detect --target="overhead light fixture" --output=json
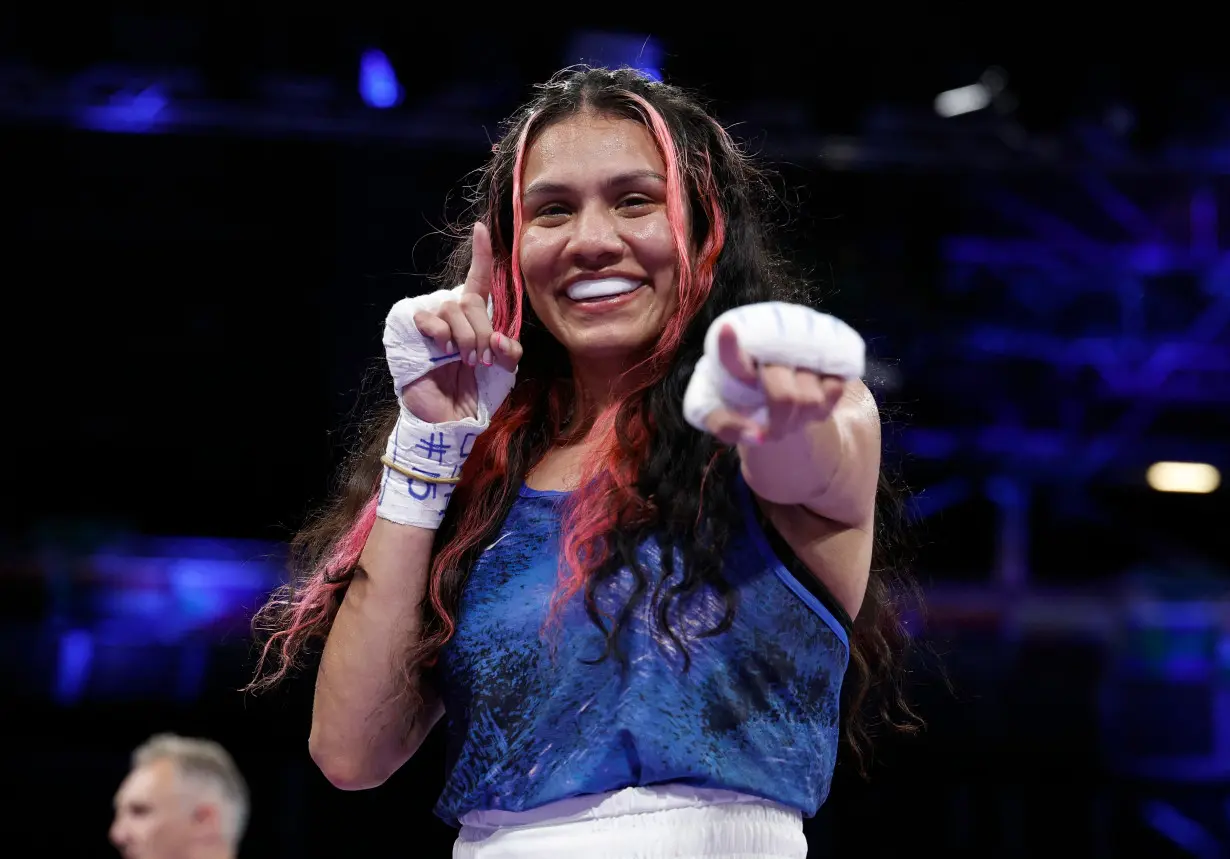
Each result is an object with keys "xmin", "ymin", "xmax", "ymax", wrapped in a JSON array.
[
  {"xmin": 359, "ymin": 48, "xmax": 402, "ymax": 109},
  {"xmin": 934, "ymin": 67, "xmax": 1007, "ymax": 118},
  {"xmin": 1146, "ymin": 461, "xmax": 1221, "ymax": 494}
]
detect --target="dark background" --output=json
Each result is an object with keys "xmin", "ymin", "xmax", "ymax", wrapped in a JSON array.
[{"xmin": 3, "ymin": 12, "xmax": 1228, "ymax": 858}]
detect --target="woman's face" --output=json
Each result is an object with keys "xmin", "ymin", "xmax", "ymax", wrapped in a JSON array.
[{"xmin": 517, "ymin": 111, "xmax": 683, "ymax": 364}]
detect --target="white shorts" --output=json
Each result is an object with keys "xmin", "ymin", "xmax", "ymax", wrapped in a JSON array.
[{"xmin": 452, "ymin": 784, "xmax": 808, "ymax": 859}]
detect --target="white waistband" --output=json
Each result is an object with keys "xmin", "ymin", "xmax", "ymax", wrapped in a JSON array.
[{"xmin": 454, "ymin": 785, "xmax": 806, "ymax": 859}]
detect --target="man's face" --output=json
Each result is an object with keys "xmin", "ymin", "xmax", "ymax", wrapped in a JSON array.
[{"xmin": 109, "ymin": 758, "xmax": 198, "ymax": 859}]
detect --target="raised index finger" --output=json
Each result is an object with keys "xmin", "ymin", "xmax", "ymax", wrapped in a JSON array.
[{"xmin": 462, "ymin": 221, "xmax": 494, "ymax": 301}]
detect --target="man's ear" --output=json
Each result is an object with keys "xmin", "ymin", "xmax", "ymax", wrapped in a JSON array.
[{"xmin": 190, "ymin": 799, "xmax": 221, "ymax": 836}]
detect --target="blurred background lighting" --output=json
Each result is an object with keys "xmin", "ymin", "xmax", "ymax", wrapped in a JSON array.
[{"xmin": 1146, "ymin": 461, "xmax": 1221, "ymax": 494}]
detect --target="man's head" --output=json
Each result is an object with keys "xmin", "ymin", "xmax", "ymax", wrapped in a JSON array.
[{"xmin": 110, "ymin": 734, "xmax": 249, "ymax": 859}]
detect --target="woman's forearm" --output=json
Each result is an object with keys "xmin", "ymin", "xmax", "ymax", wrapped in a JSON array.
[{"xmin": 309, "ymin": 518, "xmax": 441, "ymax": 789}]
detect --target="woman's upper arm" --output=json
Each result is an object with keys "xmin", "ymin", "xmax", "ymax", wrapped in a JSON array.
[{"xmin": 758, "ymin": 496, "xmax": 873, "ymax": 621}]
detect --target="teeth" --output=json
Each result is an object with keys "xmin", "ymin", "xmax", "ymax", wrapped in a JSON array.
[{"xmin": 566, "ymin": 278, "xmax": 641, "ymax": 301}]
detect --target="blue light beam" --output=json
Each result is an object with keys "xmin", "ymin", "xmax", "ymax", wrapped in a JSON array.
[{"xmin": 566, "ymin": 32, "xmax": 663, "ymax": 82}]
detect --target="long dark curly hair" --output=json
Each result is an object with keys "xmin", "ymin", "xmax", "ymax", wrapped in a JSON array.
[{"xmin": 250, "ymin": 67, "xmax": 923, "ymax": 773}]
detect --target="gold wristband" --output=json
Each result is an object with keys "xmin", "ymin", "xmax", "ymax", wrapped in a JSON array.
[{"xmin": 380, "ymin": 455, "xmax": 463, "ymax": 485}]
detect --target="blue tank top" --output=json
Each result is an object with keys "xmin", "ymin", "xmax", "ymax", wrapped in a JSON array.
[{"xmin": 432, "ymin": 473, "xmax": 852, "ymax": 827}]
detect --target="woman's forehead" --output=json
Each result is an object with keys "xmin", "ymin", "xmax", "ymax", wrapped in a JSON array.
[{"xmin": 522, "ymin": 113, "xmax": 664, "ymax": 183}]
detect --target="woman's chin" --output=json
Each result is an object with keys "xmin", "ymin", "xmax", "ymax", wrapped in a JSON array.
[{"xmin": 559, "ymin": 328, "xmax": 657, "ymax": 364}]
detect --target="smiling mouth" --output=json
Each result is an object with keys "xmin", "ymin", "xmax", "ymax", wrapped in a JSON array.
[{"xmin": 564, "ymin": 277, "xmax": 644, "ymax": 302}]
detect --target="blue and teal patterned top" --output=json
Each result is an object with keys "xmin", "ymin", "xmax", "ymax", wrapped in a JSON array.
[{"xmin": 433, "ymin": 473, "xmax": 852, "ymax": 826}]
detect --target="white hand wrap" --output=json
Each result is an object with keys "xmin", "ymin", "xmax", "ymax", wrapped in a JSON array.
[
  {"xmin": 377, "ymin": 285, "xmax": 516, "ymax": 528},
  {"xmin": 682, "ymin": 301, "xmax": 866, "ymax": 432}
]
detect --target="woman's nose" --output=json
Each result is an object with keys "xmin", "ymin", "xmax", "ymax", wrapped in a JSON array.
[{"xmin": 568, "ymin": 205, "xmax": 623, "ymax": 267}]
